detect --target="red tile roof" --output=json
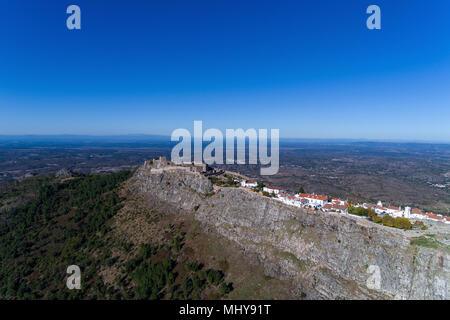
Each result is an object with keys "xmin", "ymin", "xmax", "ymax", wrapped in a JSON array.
[{"xmin": 266, "ymin": 186, "xmax": 283, "ymax": 190}]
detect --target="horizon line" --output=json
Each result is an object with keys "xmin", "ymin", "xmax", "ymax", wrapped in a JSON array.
[{"xmin": 0, "ymin": 134, "xmax": 449, "ymax": 145}]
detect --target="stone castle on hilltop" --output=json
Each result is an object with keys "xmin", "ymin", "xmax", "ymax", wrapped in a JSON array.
[{"xmin": 144, "ymin": 156, "xmax": 224, "ymax": 177}]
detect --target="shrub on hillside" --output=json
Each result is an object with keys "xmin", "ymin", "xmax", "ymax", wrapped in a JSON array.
[
  {"xmin": 381, "ymin": 215, "xmax": 395, "ymax": 227},
  {"xmin": 393, "ymin": 217, "xmax": 412, "ymax": 230},
  {"xmin": 348, "ymin": 206, "xmax": 372, "ymax": 217},
  {"xmin": 372, "ymin": 215, "xmax": 382, "ymax": 223}
]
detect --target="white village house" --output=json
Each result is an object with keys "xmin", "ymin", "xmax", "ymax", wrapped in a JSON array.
[
  {"xmin": 332, "ymin": 199, "xmax": 347, "ymax": 206},
  {"xmin": 296, "ymin": 193, "xmax": 328, "ymax": 207},
  {"xmin": 323, "ymin": 203, "xmax": 348, "ymax": 213},
  {"xmin": 263, "ymin": 186, "xmax": 283, "ymax": 195},
  {"xmin": 386, "ymin": 205, "xmax": 402, "ymax": 216},
  {"xmin": 410, "ymin": 208, "xmax": 427, "ymax": 220},
  {"xmin": 240, "ymin": 180, "xmax": 258, "ymax": 189}
]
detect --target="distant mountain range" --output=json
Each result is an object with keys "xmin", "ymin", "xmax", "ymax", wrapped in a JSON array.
[{"xmin": 0, "ymin": 135, "xmax": 449, "ymax": 146}]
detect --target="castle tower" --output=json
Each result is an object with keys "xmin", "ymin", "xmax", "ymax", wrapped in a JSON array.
[
  {"xmin": 153, "ymin": 156, "xmax": 168, "ymax": 169},
  {"xmin": 404, "ymin": 206, "xmax": 411, "ymax": 218}
]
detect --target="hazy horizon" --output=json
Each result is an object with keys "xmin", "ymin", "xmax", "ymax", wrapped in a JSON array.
[{"xmin": 0, "ymin": 133, "xmax": 449, "ymax": 145}]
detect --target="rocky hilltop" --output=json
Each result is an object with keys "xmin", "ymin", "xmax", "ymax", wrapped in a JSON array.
[{"xmin": 129, "ymin": 160, "xmax": 450, "ymax": 300}]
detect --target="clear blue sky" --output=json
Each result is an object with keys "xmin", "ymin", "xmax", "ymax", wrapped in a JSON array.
[{"xmin": 1, "ymin": 0, "xmax": 450, "ymax": 141}]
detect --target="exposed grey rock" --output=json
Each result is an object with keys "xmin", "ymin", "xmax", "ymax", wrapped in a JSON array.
[
  {"xmin": 55, "ymin": 168, "xmax": 73, "ymax": 178},
  {"xmin": 129, "ymin": 163, "xmax": 450, "ymax": 300}
]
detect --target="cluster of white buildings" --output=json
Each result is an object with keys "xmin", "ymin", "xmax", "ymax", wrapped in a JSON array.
[
  {"xmin": 238, "ymin": 180, "xmax": 450, "ymax": 225},
  {"xmin": 362, "ymin": 201, "xmax": 450, "ymax": 224},
  {"xmin": 240, "ymin": 180, "xmax": 342, "ymax": 211}
]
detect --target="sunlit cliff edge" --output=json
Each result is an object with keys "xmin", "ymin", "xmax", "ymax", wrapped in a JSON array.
[{"xmin": 127, "ymin": 160, "xmax": 450, "ymax": 300}]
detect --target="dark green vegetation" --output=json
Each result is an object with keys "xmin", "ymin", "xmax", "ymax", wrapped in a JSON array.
[
  {"xmin": 262, "ymin": 191, "xmax": 275, "ymax": 198},
  {"xmin": 0, "ymin": 172, "xmax": 231, "ymax": 300},
  {"xmin": 208, "ymin": 174, "xmax": 238, "ymax": 188},
  {"xmin": 348, "ymin": 206, "xmax": 374, "ymax": 217},
  {"xmin": 0, "ymin": 172, "xmax": 131, "ymax": 299},
  {"xmin": 121, "ymin": 243, "xmax": 232, "ymax": 300}
]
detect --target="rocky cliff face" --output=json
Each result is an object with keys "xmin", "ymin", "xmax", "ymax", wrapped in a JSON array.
[{"xmin": 129, "ymin": 164, "xmax": 450, "ymax": 300}]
